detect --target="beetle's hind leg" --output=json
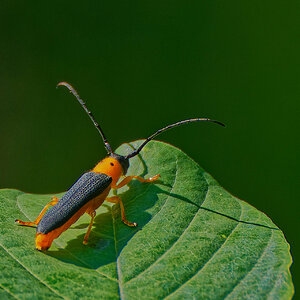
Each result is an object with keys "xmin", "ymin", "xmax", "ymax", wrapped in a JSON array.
[
  {"xmin": 15, "ymin": 197, "xmax": 59, "ymax": 227},
  {"xmin": 83, "ymin": 211, "xmax": 96, "ymax": 245},
  {"xmin": 106, "ymin": 196, "xmax": 137, "ymax": 227}
]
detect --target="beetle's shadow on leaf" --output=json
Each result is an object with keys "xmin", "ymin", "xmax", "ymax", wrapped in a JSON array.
[
  {"xmin": 45, "ymin": 180, "xmax": 160, "ymax": 269},
  {"xmin": 45, "ymin": 179, "xmax": 277, "ymax": 270}
]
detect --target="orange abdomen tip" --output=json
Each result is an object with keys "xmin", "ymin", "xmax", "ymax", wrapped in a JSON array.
[{"xmin": 35, "ymin": 233, "xmax": 54, "ymax": 251}]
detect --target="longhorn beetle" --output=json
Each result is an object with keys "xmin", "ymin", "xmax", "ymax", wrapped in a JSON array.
[{"xmin": 16, "ymin": 82, "xmax": 225, "ymax": 251}]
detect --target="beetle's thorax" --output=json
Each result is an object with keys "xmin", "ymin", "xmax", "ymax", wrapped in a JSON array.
[{"xmin": 92, "ymin": 157, "xmax": 123, "ymax": 186}]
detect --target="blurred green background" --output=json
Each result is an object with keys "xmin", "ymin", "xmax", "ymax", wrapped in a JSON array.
[{"xmin": 0, "ymin": 0, "xmax": 298, "ymax": 290}]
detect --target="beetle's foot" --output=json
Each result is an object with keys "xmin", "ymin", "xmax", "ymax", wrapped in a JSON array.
[
  {"xmin": 123, "ymin": 220, "xmax": 138, "ymax": 227},
  {"xmin": 15, "ymin": 219, "xmax": 36, "ymax": 226},
  {"xmin": 147, "ymin": 174, "xmax": 161, "ymax": 182}
]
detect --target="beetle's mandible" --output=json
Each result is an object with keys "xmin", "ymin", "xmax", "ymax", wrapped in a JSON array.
[{"xmin": 16, "ymin": 82, "xmax": 225, "ymax": 251}]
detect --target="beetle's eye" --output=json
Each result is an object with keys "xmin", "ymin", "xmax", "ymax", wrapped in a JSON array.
[{"xmin": 110, "ymin": 162, "xmax": 114, "ymax": 166}]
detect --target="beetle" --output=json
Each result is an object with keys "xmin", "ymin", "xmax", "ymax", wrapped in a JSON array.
[{"xmin": 15, "ymin": 82, "xmax": 224, "ymax": 251}]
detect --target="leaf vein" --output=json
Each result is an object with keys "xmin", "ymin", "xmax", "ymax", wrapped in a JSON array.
[
  {"xmin": 0, "ymin": 241, "xmax": 65, "ymax": 299},
  {"xmin": 224, "ymin": 226, "xmax": 274, "ymax": 299},
  {"xmin": 0, "ymin": 283, "xmax": 19, "ymax": 300},
  {"xmin": 266, "ymin": 269, "xmax": 288, "ymax": 299},
  {"xmin": 165, "ymin": 200, "xmax": 244, "ymax": 299}
]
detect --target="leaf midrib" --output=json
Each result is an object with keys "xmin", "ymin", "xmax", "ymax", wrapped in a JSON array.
[{"xmin": 115, "ymin": 152, "xmax": 179, "ymax": 299}]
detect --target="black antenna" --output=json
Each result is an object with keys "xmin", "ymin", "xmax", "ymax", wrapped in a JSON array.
[
  {"xmin": 57, "ymin": 82, "xmax": 112, "ymax": 154},
  {"xmin": 126, "ymin": 118, "xmax": 225, "ymax": 159}
]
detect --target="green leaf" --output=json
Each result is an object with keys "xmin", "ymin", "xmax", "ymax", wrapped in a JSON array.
[{"xmin": 0, "ymin": 141, "xmax": 294, "ymax": 299}]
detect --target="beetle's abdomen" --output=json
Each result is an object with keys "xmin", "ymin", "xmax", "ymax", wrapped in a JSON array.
[{"xmin": 37, "ymin": 172, "xmax": 112, "ymax": 234}]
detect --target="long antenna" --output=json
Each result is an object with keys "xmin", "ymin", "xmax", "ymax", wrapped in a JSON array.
[
  {"xmin": 126, "ymin": 118, "xmax": 225, "ymax": 159},
  {"xmin": 57, "ymin": 82, "xmax": 112, "ymax": 154}
]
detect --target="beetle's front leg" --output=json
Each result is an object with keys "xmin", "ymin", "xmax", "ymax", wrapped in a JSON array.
[
  {"xmin": 15, "ymin": 197, "xmax": 59, "ymax": 227},
  {"xmin": 106, "ymin": 196, "xmax": 137, "ymax": 227},
  {"xmin": 112, "ymin": 174, "xmax": 160, "ymax": 189},
  {"xmin": 108, "ymin": 174, "xmax": 160, "ymax": 227}
]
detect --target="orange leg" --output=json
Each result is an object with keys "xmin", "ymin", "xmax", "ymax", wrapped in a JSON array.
[
  {"xmin": 112, "ymin": 174, "xmax": 160, "ymax": 189},
  {"xmin": 106, "ymin": 196, "xmax": 137, "ymax": 227},
  {"xmin": 15, "ymin": 197, "xmax": 59, "ymax": 227},
  {"xmin": 83, "ymin": 211, "xmax": 96, "ymax": 245},
  {"xmin": 108, "ymin": 174, "xmax": 160, "ymax": 227}
]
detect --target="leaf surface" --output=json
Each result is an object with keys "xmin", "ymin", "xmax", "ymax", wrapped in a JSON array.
[{"xmin": 0, "ymin": 141, "xmax": 294, "ymax": 299}]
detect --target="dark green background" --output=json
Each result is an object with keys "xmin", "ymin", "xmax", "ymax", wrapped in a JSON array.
[{"xmin": 1, "ymin": 1, "xmax": 298, "ymax": 291}]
